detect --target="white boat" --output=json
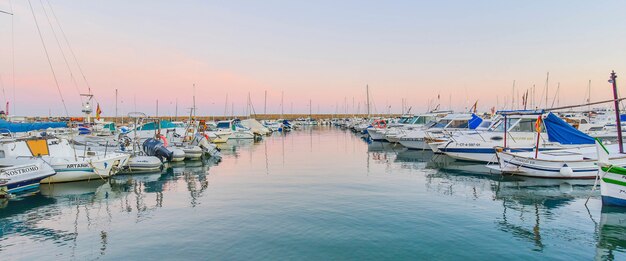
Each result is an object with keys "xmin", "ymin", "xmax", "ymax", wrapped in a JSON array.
[
  {"xmin": 492, "ymin": 144, "xmax": 626, "ymax": 179},
  {"xmin": 398, "ymin": 113, "xmax": 481, "ymax": 150},
  {"xmin": 216, "ymin": 120, "xmax": 255, "ymax": 139},
  {"xmin": 383, "ymin": 113, "xmax": 442, "ymax": 143},
  {"xmin": 596, "ymin": 140, "xmax": 626, "ymax": 206},
  {"xmin": 180, "ymin": 145, "xmax": 203, "ymax": 160},
  {"xmin": 439, "ymin": 112, "xmax": 582, "ymax": 162},
  {"xmin": 366, "ymin": 119, "xmax": 389, "ymax": 141},
  {"xmin": 0, "ymin": 137, "xmax": 130, "ymax": 183},
  {"xmin": 123, "ymin": 155, "xmax": 163, "ymax": 173},
  {"xmin": 0, "ymin": 158, "xmax": 56, "ymax": 193},
  {"xmin": 167, "ymin": 146, "xmax": 186, "ymax": 162},
  {"xmin": 488, "ymin": 113, "xmax": 622, "ymax": 179},
  {"xmin": 241, "ymin": 119, "xmax": 272, "ymax": 135}
]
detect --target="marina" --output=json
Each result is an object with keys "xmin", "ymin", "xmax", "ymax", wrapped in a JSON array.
[
  {"xmin": 2, "ymin": 0, "xmax": 626, "ymax": 259},
  {"xmin": 1, "ymin": 126, "xmax": 623, "ymax": 260}
]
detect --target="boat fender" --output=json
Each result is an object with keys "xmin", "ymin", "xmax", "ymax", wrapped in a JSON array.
[
  {"xmin": 559, "ymin": 164, "xmax": 573, "ymax": 177},
  {"xmin": 159, "ymin": 135, "xmax": 168, "ymax": 147}
]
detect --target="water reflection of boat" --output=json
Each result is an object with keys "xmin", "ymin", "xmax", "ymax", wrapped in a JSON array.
[
  {"xmin": 395, "ymin": 149, "xmax": 434, "ymax": 163},
  {"xmin": 495, "ymin": 177, "xmax": 595, "ymax": 210},
  {"xmin": 596, "ymin": 206, "xmax": 626, "ymax": 260},
  {"xmin": 367, "ymin": 142, "xmax": 401, "ymax": 152},
  {"xmin": 0, "ymin": 194, "xmax": 75, "ymax": 242},
  {"xmin": 39, "ymin": 180, "xmax": 108, "ymax": 198},
  {"xmin": 428, "ymin": 155, "xmax": 496, "ymax": 175}
]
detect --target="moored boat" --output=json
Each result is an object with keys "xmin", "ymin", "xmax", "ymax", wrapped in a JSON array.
[{"xmin": 0, "ymin": 158, "xmax": 56, "ymax": 194}]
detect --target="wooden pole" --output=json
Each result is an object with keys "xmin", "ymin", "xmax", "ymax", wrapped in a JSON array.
[{"xmin": 610, "ymin": 71, "xmax": 623, "ymax": 153}]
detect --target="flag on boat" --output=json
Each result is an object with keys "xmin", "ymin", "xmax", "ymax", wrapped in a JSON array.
[
  {"xmin": 535, "ymin": 115, "xmax": 542, "ymax": 132},
  {"xmin": 96, "ymin": 103, "xmax": 102, "ymax": 120},
  {"xmin": 470, "ymin": 100, "xmax": 478, "ymax": 113}
]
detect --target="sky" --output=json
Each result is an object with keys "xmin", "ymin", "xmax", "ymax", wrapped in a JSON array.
[{"xmin": 1, "ymin": 0, "xmax": 626, "ymax": 116}]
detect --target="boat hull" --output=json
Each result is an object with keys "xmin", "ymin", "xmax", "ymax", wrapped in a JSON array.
[
  {"xmin": 123, "ymin": 156, "xmax": 163, "ymax": 173},
  {"xmin": 41, "ymin": 154, "xmax": 130, "ymax": 183},
  {"xmin": 0, "ymin": 159, "xmax": 56, "ymax": 193},
  {"xmin": 495, "ymin": 151, "xmax": 609, "ymax": 179},
  {"xmin": 398, "ymin": 138, "xmax": 431, "ymax": 150},
  {"xmin": 367, "ymin": 129, "xmax": 388, "ymax": 141},
  {"xmin": 601, "ymin": 171, "xmax": 626, "ymax": 206}
]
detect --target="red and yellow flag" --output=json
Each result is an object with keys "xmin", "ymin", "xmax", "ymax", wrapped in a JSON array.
[
  {"xmin": 96, "ymin": 103, "xmax": 102, "ymax": 120},
  {"xmin": 535, "ymin": 115, "xmax": 542, "ymax": 132}
]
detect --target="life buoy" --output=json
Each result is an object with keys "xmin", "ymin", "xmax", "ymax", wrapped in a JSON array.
[
  {"xmin": 375, "ymin": 120, "xmax": 386, "ymax": 129},
  {"xmin": 159, "ymin": 134, "xmax": 168, "ymax": 147}
]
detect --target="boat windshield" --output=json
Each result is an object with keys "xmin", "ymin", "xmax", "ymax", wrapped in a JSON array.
[
  {"xmin": 447, "ymin": 120, "xmax": 469, "ymax": 129},
  {"xmin": 509, "ymin": 118, "xmax": 546, "ymax": 132},
  {"xmin": 492, "ymin": 118, "xmax": 518, "ymax": 132},
  {"xmin": 476, "ymin": 120, "xmax": 492, "ymax": 129},
  {"xmin": 216, "ymin": 122, "xmax": 230, "ymax": 129},
  {"xmin": 432, "ymin": 120, "xmax": 451, "ymax": 128},
  {"xmin": 413, "ymin": 116, "xmax": 429, "ymax": 125},
  {"xmin": 491, "ymin": 118, "xmax": 546, "ymax": 132}
]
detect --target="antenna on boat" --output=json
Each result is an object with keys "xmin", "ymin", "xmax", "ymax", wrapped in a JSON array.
[
  {"xmin": 609, "ymin": 71, "xmax": 623, "ymax": 153},
  {"xmin": 80, "ymin": 93, "xmax": 93, "ymax": 123}
]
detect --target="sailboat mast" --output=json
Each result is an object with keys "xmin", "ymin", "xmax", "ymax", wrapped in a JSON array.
[
  {"xmin": 224, "ymin": 94, "xmax": 228, "ymax": 117},
  {"xmin": 264, "ymin": 90, "xmax": 267, "ymax": 115},
  {"xmin": 545, "ymin": 72, "xmax": 550, "ymax": 108},
  {"xmin": 512, "ymin": 80, "xmax": 515, "ymax": 110},
  {"xmin": 115, "ymin": 89, "xmax": 118, "ymax": 123},
  {"xmin": 587, "ymin": 80, "xmax": 591, "ymax": 120},
  {"xmin": 192, "ymin": 84, "xmax": 196, "ymax": 119},
  {"xmin": 366, "ymin": 84, "xmax": 370, "ymax": 118},
  {"xmin": 281, "ymin": 91, "xmax": 284, "ymax": 118}
]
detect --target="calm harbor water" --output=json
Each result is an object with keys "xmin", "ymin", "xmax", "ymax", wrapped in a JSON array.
[{"xmin": 1, "ymin": 126, "xmax": 625, "ymax": 260}]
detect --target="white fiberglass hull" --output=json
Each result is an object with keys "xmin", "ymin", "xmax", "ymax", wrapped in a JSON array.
[
  {"xmin": 368, "ymin": 129, "xmax": 388, "ymax": 141},
  {"xmin": 182, "ymin": 146, "xmax": 203, "ymax": 160},
  {"xmin": 41, "ymin": 153, "xmax": 130, "ymax": 183},
  {"xmin": 398, "ymin": 138, "xmax": 431, "ymax": 150},
  {"xmin": 600, "ymin": 170, "xmax": 626, "ymax": 206},
  {"xmin": 0, "ymin": 158, "xmax": 56, "ymax": 193},
  {"xmin": 123, "ymin": 156, "xmax": 163, "ymax": 173},
  {"xmin": 495, "ymin": 150, "xmax": 623, "ymax": 179}
]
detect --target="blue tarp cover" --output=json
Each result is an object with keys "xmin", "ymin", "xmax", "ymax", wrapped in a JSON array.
[
  {"xmin": 137, "ymin": 120, "xmax": 177, "ymax": 131},
  {"xmin": 468, "ymin": 114, "xmax": 483, "ymax": 130},
  {"xmin": 544, "ymin": 112, "xmax": 594, "ymax": 144},
  {"xmin": 0, "ymin": 120, "xmax": 67, "ymax": 133},
  {"xmin": 620, "ymin": 114, "xmax": 626, "ymax": 122}
]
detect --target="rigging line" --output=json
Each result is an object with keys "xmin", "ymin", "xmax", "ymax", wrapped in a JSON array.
[
  {"xmin": 10, "ymin": 0, "xmax": 15, "ymax": 115},
  {"xmin": 0, "ymin": 74, "xmax": 6, "ymax": 106},
  {"xmin": 46, "ymin": 0, "xmax": 94, "ymax": 97},
  {"xmin": 27, "ymin": 0, "xmax": 69, "ymax": 116},
  {"xmin": 39, "ymin": 0, "xmax": 83, "ymax": 102}
]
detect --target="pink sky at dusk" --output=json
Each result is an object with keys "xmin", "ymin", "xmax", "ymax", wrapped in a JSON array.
[{"xmin": 1, "ymin": 0, "xmax": 626, "ymax": 117}]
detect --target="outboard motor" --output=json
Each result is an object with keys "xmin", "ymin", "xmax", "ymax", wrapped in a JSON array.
[{"xmin": 142, "ymin": 138, "xmax": 173, "ymax": 162}]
